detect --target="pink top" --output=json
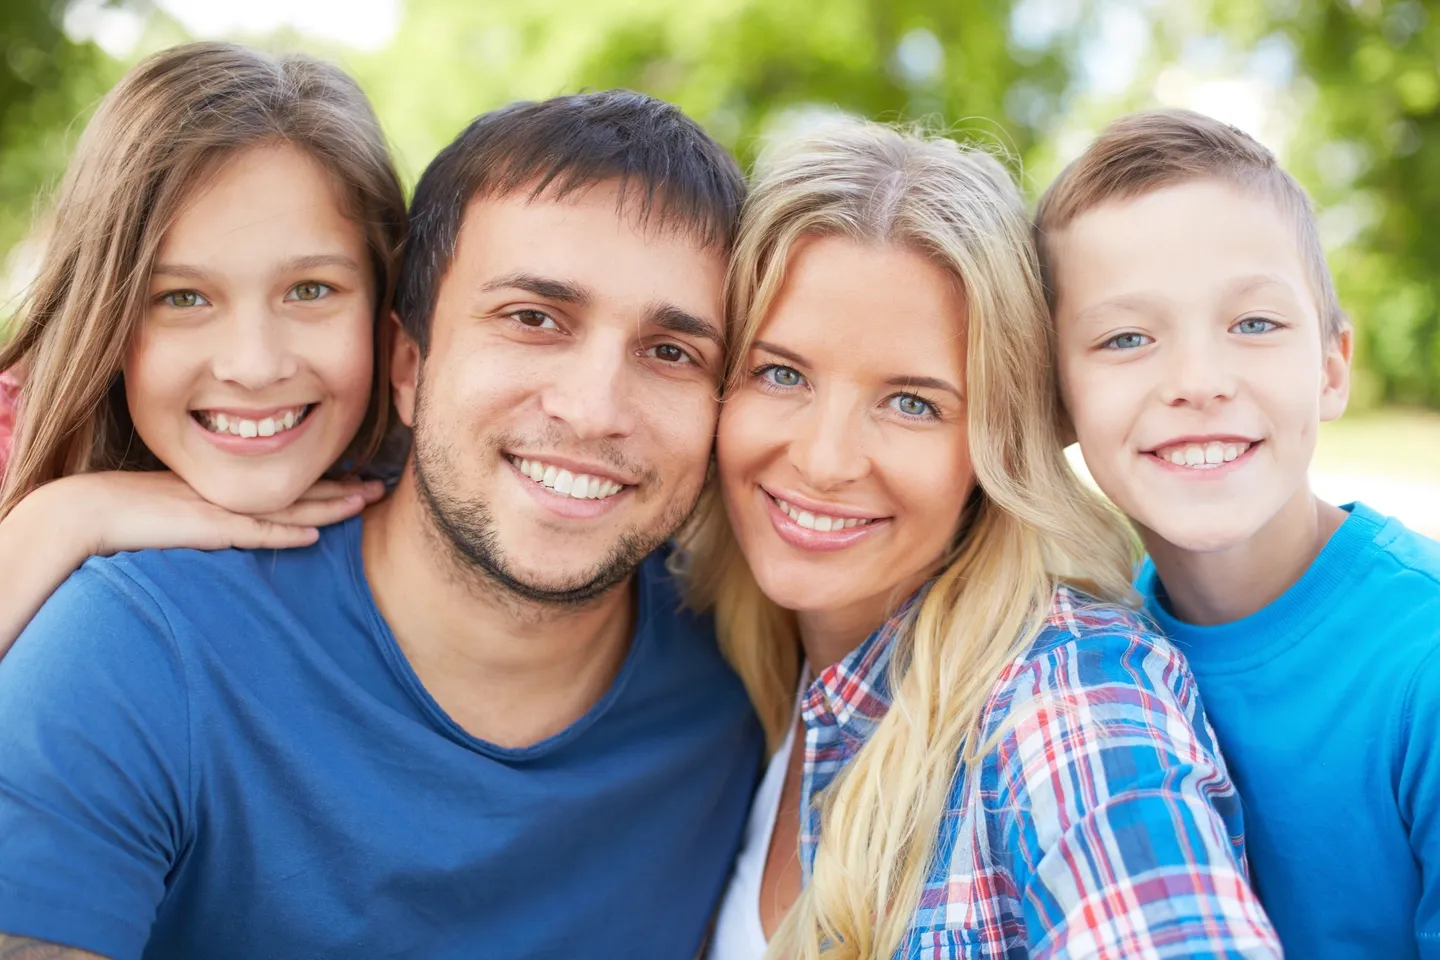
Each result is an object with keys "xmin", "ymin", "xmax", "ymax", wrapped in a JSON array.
[{"xmin": 0, "ymin": 369, "xmax": 22, "ymax": 481}]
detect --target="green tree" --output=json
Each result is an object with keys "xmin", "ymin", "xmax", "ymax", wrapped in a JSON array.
[
  {"xmin": 0, "ymin": 0, "xmax": 114, "ymax": 267},
  {"xmin": 1208, "ymin": 0, "xmax": 1440, "ymax": 408}
]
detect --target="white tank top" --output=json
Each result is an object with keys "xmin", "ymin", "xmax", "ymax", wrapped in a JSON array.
[{"xmin": 706, "ymin": 679, "xmax": 804, "ymax": 960}]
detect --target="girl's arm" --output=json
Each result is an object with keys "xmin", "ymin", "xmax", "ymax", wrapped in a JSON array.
[{"xmin": 0, "ymin": 471, "xmax": 383, "ymax": 659}]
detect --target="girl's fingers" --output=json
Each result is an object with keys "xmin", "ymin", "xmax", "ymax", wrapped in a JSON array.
[
  {"xmin": 292, "ymin": 479, "xmax": 386, "ymax": 503},
  {"xmin": 255, "ymin": 494, "xmax": 368, "ymax": 529},
  {"xmin": 224, "ymin": 518, "xmax": 321, "ymax": 551}
]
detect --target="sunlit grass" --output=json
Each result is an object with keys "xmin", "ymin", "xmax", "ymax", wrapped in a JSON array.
[{"xmin": 1316, "ymin": 408, "xmax": 1440, "ymax": 480}]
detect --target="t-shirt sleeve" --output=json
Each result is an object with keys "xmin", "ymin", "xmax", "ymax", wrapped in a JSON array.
[
  {"xmin": 992, "ymin": 626, "xmax": 1281, "ymax": 959},
  {"xmin": 1399, "ymin": 646, "xmax": 1440, "ymax": 957},
  {"xmin": 0, "ymin": 560, "xmax": 190, "ymax": 960}
]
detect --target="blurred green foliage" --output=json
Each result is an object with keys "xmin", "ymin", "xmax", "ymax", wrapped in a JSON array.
[
  {"xmin": 2, "ymin": 0, "xmax": 1440, "ymax": 408},
  {"xmin": 1207, "ymin": 0, "xmax": 1440, "ymax": 407},
  {"xmin": 0, "ymin": 0, "xmax": 117, "ymax": 268}
]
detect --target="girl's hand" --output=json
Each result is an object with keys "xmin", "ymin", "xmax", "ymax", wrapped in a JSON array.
[{"xmin": 59, "ymin": 471, "xmax": 386, "ymax": 556}]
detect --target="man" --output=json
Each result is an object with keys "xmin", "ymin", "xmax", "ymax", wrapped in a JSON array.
[{"xmin": 0, "ymin": 91, "xmax": 761, "ymax": 960}]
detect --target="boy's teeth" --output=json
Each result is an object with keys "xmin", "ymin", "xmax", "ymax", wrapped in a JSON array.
[
  {"xmin": 1162, "ymin": 441, "xmax": 1251, "ymax": 469},
  {"xmin": 773, "ymin": 496, "xmax": 873, "ymax": 531},
  {"xmin": 509, "ymin": 457, "xmax": 624, "ymax": 499}
]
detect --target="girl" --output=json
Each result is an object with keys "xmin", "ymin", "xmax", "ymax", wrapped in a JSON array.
[
  {"xmin": 690, "ymin": 120, "xmax": 1281, "ymax": 958},
  {"xmin": 0, "ymin": 41, "xmax": 407, "ymax": 651}
]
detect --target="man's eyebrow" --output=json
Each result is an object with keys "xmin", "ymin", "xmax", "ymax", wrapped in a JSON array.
[
  {"xmin": 481, "ymin": 272, "xmax": 593, "ymax": 305},
  {"xmin": 647, "ymin": 303, "xmax": 723, "ymax": 347},
  {"xmin": 884, "ymin": 374, "xmax": 962, "ymax": 399}
]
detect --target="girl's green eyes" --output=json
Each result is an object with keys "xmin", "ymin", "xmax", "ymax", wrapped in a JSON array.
[
  {"xmin": 159, "ymin": 290, "xmax": 208, "ymax": 309},
  {"xmin": 157, "ymin": 282, "xmax": 334, "ymax": 309},
  {"xmin": 287, "ymin": 281, "xmax": 333, "ymax": 302}
]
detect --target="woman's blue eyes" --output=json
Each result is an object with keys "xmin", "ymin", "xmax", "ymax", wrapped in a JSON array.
[
  {"xmin": 890, "ymin": 394, "xmax": 935, "ymax": 418},
  {"xmin": 761, "ymin": 364, "xmax": 806, "ymax": 387},
  {"xmin": 753, "ymin": 364, "xmax": 938, "ymax": 419}
]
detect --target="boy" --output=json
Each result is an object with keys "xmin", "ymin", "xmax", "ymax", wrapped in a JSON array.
[{"xmin": 1036, "ymin": 108, "xmax": 1440, "ymax": 959}]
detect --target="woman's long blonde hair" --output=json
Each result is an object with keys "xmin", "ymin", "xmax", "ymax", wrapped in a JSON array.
[
  {"xmin": 0, "ymin": 41, "xmax": 407, "ymax": 520},
  {"xmin": 684, "ymin": 119, "xmax": 1138, "ymax": 959}
]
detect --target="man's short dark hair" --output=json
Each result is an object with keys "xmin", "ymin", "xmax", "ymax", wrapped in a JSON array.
[{"xmin": 395, "ymin": 90, "xmax": 745, "ymax": 352}]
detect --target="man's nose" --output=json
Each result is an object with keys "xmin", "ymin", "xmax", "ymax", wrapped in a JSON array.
[{"xmin": 538, "ymin": 332, "xmax": 638, "ymax": 440}]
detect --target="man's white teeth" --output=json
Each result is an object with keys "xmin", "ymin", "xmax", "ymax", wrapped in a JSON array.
[
  {"xmin": 196, "ymin": 407, "xmax": 307, "ymax": 438},
  {"xmin": 509, "ymin": 457, "xmax": 624, "ymax": 500},
  {"xmin": 774, "ymin": 498, "xmax": 874, "ymax": 531},
  {"xmin": 1163, "ymin": 441, "xmax": 1250, "ymax": 468}
]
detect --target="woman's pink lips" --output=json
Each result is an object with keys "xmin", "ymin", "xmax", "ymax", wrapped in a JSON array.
[
  {"xmin": 764, "ymin": 490, "xmax": 889, "ymax": 553},
  {"xmin": 190, "ymin": 407, "xmax": 316, "ymax": 456}
]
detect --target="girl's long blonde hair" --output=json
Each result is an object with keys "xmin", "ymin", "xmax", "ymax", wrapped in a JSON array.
[
  {"xmin": 684, "ymin": 119, "xmax": 1138, "ymax": 959},
  {"xmin": 0, "ymin": 41, "xmax": 408, "ymax": 520}
]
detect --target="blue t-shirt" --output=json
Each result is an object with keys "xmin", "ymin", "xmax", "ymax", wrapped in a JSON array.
[
  {"xmin": 0, "ymin": 518, "xmax": 762, "ymax": 960},
  {"xmin": 1138, "ymin": 502, "xmax": 1440, "ymax": 959}
]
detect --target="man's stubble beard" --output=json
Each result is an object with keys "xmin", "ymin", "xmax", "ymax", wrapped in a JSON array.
[{"xmin": 410, "ymin": 381, "xmax": 703, "ymax": 608}]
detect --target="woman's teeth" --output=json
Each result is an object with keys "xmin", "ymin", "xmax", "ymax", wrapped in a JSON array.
[
  {"xmin": 1158, "ymin": 440, "xmax": 1251, "ymax": 468},
  {"xmin": 773, "ymin": 497, "xmax": 876, "ymax": 531},
  {"xmin": 194, "ymin": 406, "xmax": 310, "ymax": 438},
  {"xmin": 509, "ymin": 456, "xmax": 624, "ymax": 500}
]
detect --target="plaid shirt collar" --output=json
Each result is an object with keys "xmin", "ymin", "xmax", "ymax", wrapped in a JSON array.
[{"xmin": 797, "ymin": 589, "xmax": 923, "ymax": 879}]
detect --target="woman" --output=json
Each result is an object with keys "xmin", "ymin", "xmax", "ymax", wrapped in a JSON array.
[{"xmin": 689, "ymin": 120, "xmax": 1280, "ymax": 958}]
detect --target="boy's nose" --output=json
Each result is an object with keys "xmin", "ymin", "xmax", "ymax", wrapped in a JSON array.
[{"xmin": 1159, "ymin": 340, "xmax": 1238, "ymax": 409}]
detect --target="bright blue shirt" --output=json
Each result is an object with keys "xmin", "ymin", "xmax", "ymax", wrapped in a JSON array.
[
  {"xmin": 0, "ymin": 518, "xmax": 762, "ymax": 960},
  {"xmin": 1138, "ymin": 502, "xmax": 1440, "ymax": 960}
]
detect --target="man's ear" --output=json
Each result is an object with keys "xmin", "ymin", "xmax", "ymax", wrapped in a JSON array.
[
  {"xmin": 1319, "ymin": 323, "xmax": 1354, "ymax": 423},
  {"xmin": 390, "ymin": 310, "xmax": 421, "ymax": 428}
]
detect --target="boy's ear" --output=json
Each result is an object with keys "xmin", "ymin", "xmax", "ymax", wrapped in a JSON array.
[
  {"xmin": 1319, "ymin": 324, "xmax": 1354, "ymax": 423},
  {"xmin": 389, "ymin": 310, "xmax": 421, "ymax": 428}
]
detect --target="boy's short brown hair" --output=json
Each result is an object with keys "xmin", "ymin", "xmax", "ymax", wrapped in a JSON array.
[{"xmin": 1035, "ymin": 108, "xmax": 1346, "ymax": 340}]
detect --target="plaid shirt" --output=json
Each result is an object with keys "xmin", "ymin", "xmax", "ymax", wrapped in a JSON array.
[
  {"xmin": 0, "ymin": 368, "xmax": 19, "ymax": 482},
  {"xmin": 798, "ymin": 584, "xmax": 1281, "ymax": 959}
]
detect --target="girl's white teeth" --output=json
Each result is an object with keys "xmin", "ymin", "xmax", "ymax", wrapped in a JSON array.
[
  {"xmin": 197, "ymin": 406, "xmax": 308, "ymax": 438},
  {"xmin": 509, "ymin": 457, "xmax": 623, "ymax": 500},
  {"xmin": 1163, "ymin": 441, "xmax": 1250, "ymax": 468},
  {"xmin": 773, "ymin": 497, "xmax": 874, "ymax": 531}
]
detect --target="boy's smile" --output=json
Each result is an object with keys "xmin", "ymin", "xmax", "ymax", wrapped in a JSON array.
[{"xmin": 1050, "ymin": 179, "xmax": 1352, "ymax": 556}]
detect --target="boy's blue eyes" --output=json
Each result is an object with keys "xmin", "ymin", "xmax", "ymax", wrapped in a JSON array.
[
  {"xmin": 1103, "ymin": 332, "xmax": 1152, "ymax": 350},
  {"xmin": 1101, "ymin": 318, "xmax": 1279, "ymax": 350},
  {"xmin": 1233, "ymin": 317, "xmax": 1278, "ymax": 335}
]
